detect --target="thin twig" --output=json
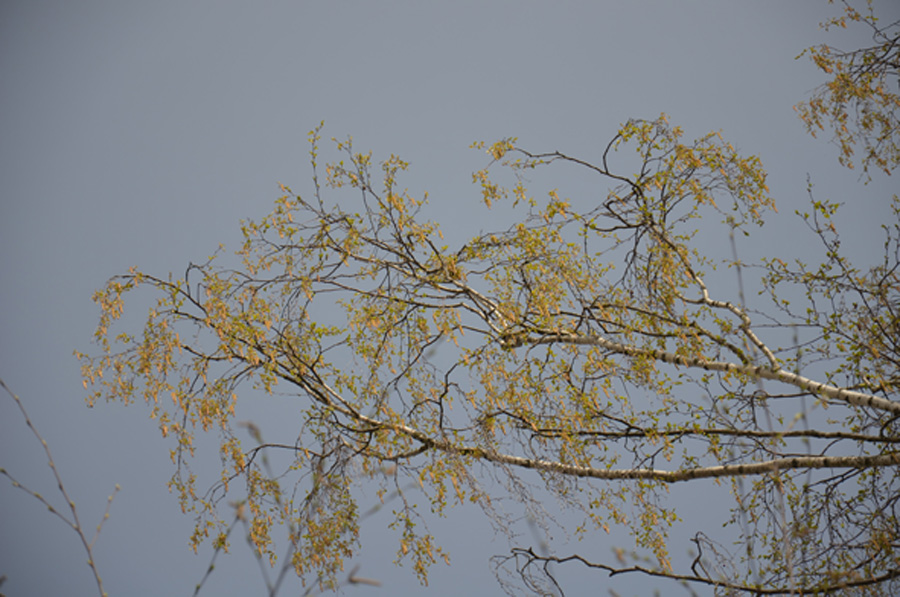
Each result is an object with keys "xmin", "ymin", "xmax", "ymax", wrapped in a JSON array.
[{"xmin": 1, "ymin": 377, "xmax": 119, "ymax": 597}]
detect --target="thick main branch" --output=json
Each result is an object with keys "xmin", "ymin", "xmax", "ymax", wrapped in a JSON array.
[
  {"xmin": 295, "ymin": 371, "xmax": 900, "ymax": 484},
  {"xmin": 524, "ymin": 331, "xmax": 900, "ymax": 415}
]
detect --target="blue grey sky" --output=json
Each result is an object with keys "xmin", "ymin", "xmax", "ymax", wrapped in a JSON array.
[{"xmin": 2, "ymin": 2, "xmax": 897, "ymax": 595}]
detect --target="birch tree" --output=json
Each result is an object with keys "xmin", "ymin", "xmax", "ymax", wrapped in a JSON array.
[{"xmin": 77, "ymin": 7, "xmax": 899, "ymax": 595}]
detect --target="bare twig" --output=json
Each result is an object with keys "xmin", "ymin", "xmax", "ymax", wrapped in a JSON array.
[{"xmin": 0, "ymin": 377, "xmax": 119, "ymax": 597}]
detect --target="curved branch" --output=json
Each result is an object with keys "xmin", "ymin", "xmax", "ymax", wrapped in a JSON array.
[
  {"xmin": 290, "ymin": 368, "xmax": 900, "ymax": 483},
  {"xmin": 508, "ymin": 546, "xmax": 900, "ymax": 595},
  {"xmin": 521, "ymin": 330, "xmax": 900, "ymax": 415}
]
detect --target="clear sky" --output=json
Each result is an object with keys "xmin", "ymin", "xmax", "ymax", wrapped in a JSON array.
[{"xmin": 1, "ymin": 2, "xmax": 897, "ymax": 595}]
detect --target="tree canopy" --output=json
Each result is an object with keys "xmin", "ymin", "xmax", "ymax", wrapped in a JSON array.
[{"xmin": 78, "ymin": 4, "xmax": 900, "ymax": 595}]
